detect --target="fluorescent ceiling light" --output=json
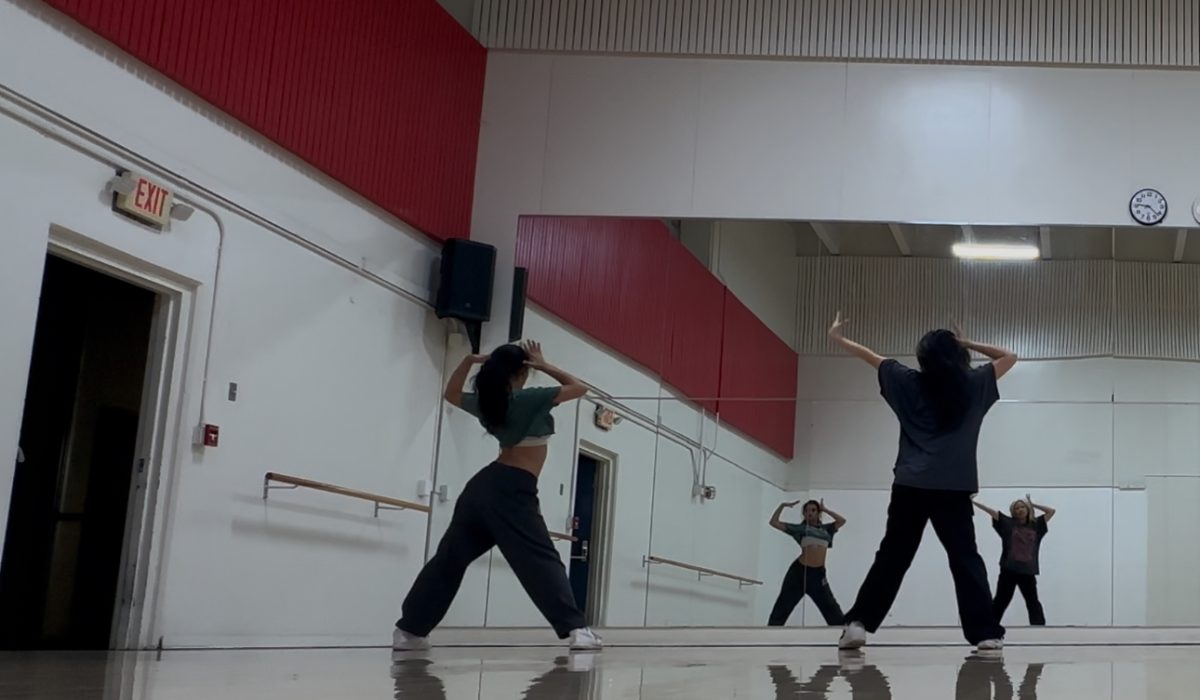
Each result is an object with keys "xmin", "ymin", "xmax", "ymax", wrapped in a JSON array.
[{"xmin": 952, "ymin": 243, "xmax": 1040, "ymax": 260}]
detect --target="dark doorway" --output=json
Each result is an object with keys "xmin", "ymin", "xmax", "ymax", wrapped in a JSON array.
[
  {"xmin": 569, "ymin": 454, "xmax": 602, "ymax": 618},
  {"xmin": 0, "ymin": 254, "xmax": 156, "ymax": 649}
]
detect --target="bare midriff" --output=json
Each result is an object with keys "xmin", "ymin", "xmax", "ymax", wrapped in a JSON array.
[
  {"xmin": 797, "ymin": 544, "xmax": 829, "ymax": 568},
  {"xmin": 496, "ymin": 444, "xmax": 548, "ymax": 477}
]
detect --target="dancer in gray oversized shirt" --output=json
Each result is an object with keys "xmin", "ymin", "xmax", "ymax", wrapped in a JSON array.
[{"xmin": 826, "ymin": 314, "xmax": 1018, "ymax": 652}]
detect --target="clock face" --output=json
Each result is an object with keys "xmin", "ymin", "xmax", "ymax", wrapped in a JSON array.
[{"xmin": 1130, "ymin": 188, "xmax": 1168, "ymax": 226}]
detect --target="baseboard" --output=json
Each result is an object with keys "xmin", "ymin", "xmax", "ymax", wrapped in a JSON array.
[
  {"xmin": 432, "ymin": 626, "xmax": 1200, "ymax": 648},
  {"xmin": 160, "ymin": 626, "xmax": 1200, "ymax": 650}
]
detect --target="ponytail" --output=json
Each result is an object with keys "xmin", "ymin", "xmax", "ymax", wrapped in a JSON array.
[
  {"xmin": 473, "ymin": 344, "xmax": 529, "ymax": 429},
  {"xmin": 916, "ymin": 329, "xmax": 971, "ymax": 430}
]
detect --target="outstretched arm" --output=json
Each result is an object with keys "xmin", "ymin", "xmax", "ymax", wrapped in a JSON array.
[
  {"xmin": 769, "ymin": 501, "xmax": 798, "ymax": 532},
  {"xmin": 1027, "ymin": 493, "xmax": 1056, "ymax": 523},
  {"xmin": 443, "ymin": 353, "xmax": 487, "ymax": 407},
  {"xmin": 820, "ymin": 500, "xmax": 847, "ymax": 530},
  {"xmin": 828, "ymin": 312, "xmax": 886, "ymax": 369},
  {"xmin": 953, "ymin": 322, "xmax": 1018, "ymax": 379},
  {"xmin": 522, "ymin": 340, "xmax": 588, "ymax": 404},
  {"xmin": 972, "ymin": 500, "xmax": 1000, "ymax": 521}
]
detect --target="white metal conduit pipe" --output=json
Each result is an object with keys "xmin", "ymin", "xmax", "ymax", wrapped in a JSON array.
[
  {"xmin": 1, "ymin": 86, "xmax": 797, "ymax": 493},
  {"xmin": 579, "ymin": 388, "xmax": 781, "ymax": 489},
  {"xmin": 0, "ymin": 88, "xmax": 436, "ymax": 413}
]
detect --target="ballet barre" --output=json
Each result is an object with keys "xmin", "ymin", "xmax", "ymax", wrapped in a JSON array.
[
  {"xmin": 642, "ymin": 554, "xmax": 764, "ymax": 588},
  {"xmin": 262, "ymin": 472, "xmax": 432, "ymax": 517}
]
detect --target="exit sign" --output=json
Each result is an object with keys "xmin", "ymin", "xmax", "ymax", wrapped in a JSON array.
[{"xmin": 113, "ymin": 172, "xmax": 173, "ymax": 228}]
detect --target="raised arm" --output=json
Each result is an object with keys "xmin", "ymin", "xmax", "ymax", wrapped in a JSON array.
[
  {"xmin": 769, "ymin": 501, "xmax": 798, "ymax": 532},
  {"xmin": 443, "ymin": 353, "xmax": 487, "ymax": 407},
  {"xmin": 1027, "ymin": 493, "xmax": 1056, "ymax": 523},
  {"xmin": 953, "ymin": 322, "xmax": 1018, "ymax": 379},
  {"xmin": 972, "ymin": 500, "xmax": 1000, "ymax": 521},
  {"xmin": 828, "ymin": 312, "xmax": 886, "ymax": 369},
  {"xmin": 819, "ymin": 499, "xmax": 847, "ymax": 530},
  {"xmin": 522, "ymin": 340, "xmax": 588, "ymax": 404}
]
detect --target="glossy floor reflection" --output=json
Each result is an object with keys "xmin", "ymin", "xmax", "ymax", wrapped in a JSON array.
[{"xmin": 3, "ymin": 645, "xmax": 1200, "ymax": 699}]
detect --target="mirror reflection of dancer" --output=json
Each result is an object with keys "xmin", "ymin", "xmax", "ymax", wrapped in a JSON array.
[
  {"xmin": 973, "ymin": 495, "xmax": 1055, "ymax": 626},
  {"xmin": 768, "ymin": 660, "xmax": 892, "ymax": 699},
  {"xmin": 393, "ymin": 655, "xmax": 597, "ymax": 700},
  {"xmin": 767, "ymin": 499, "xmax": 847, "ymax": 626},
  {"xmin": 956, "ymin": 658, "xmax": 1044, "ymax": 699},
  {"xmin": 828, "ymin": 315, "xmax": 1017, "ymax": 652},
  {"xmin": 393, "ymin": 341, "xmax": 602, "ymax": 652}
]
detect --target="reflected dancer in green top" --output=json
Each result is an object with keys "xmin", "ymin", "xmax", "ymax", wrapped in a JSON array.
[{"xmin": 767, "ymin": 499, "xmax": 847, "ymax": 626}]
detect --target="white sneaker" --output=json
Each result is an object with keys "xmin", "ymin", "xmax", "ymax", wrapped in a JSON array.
[
  {"xmin": 976, "ymin": 638, "xmax": 1004, "ymax": 652},
  {"xmin": 837, "ymin": 622, "xmax": 867, "ymax": 650},
  {"xmin": 392, "ymin": 627, "xmax": 431, "ymax": 651},
  {"xmin": 567, "ymin": 653, "xmax": 597, "ymax": 672},
  {"xmin": 568, "ymin": 627, "xmax": 603, "ymax": 651},
  {"xmin": 837, "ymin": 650, "xmax": 866, "ymax": 673}
]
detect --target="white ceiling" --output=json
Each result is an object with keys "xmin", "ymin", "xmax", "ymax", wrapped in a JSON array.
[{"xmin": 789, "ymin": 222, "xmax": 1197, "ymax": 264}]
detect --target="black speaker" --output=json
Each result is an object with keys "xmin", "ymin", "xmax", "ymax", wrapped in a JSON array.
[
  {"xmin": 435, "ymin": 239, "xmax": 495, "ymax": 323},
  {"xmin": 508, "ymin": 267, "xmax": 528, "ymax": 342}
]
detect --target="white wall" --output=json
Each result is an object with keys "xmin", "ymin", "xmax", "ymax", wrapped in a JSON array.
[
  {"xmin": 472, "ymin": 52, "xmax": 1200, "ymax": 339},
  {"xmin": 0, "ymin": 0, "xmax": 448, "ymax": 648},
  {"xmin": 0, "ymin": 76, "xmax": 453, "ymax": 651}
]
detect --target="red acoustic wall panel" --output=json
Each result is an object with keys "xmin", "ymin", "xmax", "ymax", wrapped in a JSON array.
[
  {"xmin": 516, "ymin": 217, "xmax": 670, "ymax": 373},
  {"xmin": 660, "ymin": 244, "xmax": 724, "ymax": 413},
  {"xmin": 42, "ymin": 0, "xmax": 486, "ymax": 241},
  {"xmin": 719, "ymin": 292, "xmax": 798, "ymax": 459},
  {"xmin": 516, "ymin": 215, "xmax": 797, "ymax": 458}
]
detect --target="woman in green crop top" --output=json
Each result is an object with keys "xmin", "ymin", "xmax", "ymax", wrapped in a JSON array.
[{"xmin": 394, "ymin": 341, "xmax": 602, "ymax": 652}]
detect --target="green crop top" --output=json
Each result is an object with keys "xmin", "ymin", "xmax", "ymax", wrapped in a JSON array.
[{"xmin": 459, "ymin": 386, "xmax": 560, "ymax": 447}]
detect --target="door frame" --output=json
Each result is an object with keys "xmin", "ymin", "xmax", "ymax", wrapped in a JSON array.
[
  {"xmin": 575, "ymin": 442, "xmax": 616, "ymax": 627},
  {"xmin": 46, "ymin": 226, "xmax": 195, "ymax": 649}
]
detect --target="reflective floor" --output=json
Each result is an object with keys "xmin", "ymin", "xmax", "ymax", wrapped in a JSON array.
[{"xmin": 3, "ymin": 645, "xmax": 1200, "ymax": 699}]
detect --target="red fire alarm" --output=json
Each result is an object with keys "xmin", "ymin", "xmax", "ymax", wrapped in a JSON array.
[{"xmin": 202, "ymin": 424, "xmax": 220, "ymax": 447}]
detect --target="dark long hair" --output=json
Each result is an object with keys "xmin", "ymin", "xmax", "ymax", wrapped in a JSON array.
[
  {"xmin": 473, "ymin": 344, "xmax": 528, "ymax": 429},
  {"xmin": 916, "ymin": 329, "xmax": 971, "ymax": 430}
]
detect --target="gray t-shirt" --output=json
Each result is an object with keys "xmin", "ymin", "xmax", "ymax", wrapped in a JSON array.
[
  {"xmin": 994, "ymin": 514, "xmax": 1049, "ymax": 575},
  {"xmin": 878, "ymin": 359, "xmax": 999, "ymax": 492}
]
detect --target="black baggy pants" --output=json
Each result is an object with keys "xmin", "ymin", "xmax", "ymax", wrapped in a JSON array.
[
  {"xmin": 767, "ymin": 561, "xmax": 845, "ymax": 626},
  {"xmin": 993, "ymin": 569, "xmax": 1046, "ymax": 626},
  {"xmin": 396, "ymin": 462, "xmax": 585, "ymax": 638},
  {"xmin": 844, "ymin": 484, "xmax": 1005, "ymax": 645}
]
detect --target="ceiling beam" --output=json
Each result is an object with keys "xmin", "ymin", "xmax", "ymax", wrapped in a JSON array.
[
  {"xmin": 1039, "ymin": 225, "xmax": 1052, "ymax": 259},
  {"xmin": 1175, "ymin": 228, "xmax": 1188, "ymax": 263},
  {"xmin": 809, "ymin": 222, "xmax": 840, "ymax": 255},
  {"xmin": 887, "ymin": 223, "xmax": 911, "ymax": 256}
]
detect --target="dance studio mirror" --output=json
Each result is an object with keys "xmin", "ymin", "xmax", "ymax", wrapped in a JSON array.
[{"xmin": 429, "ymin": 217, "xmax": 1198, "ymax": 630}]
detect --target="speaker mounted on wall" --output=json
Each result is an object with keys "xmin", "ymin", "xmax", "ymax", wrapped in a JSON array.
[
  {"xmin": 435, "ymin": 239, "xmax": 496, "ymax": 353},
  {"xmin": 509, "ymin": 267, "xmax": 528, "ymax": 342}
]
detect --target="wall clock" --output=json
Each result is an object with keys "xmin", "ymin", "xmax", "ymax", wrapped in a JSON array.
[{"xmin": 1130, "ymin": 188, "xmax": 1167, "ymax": 226}]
